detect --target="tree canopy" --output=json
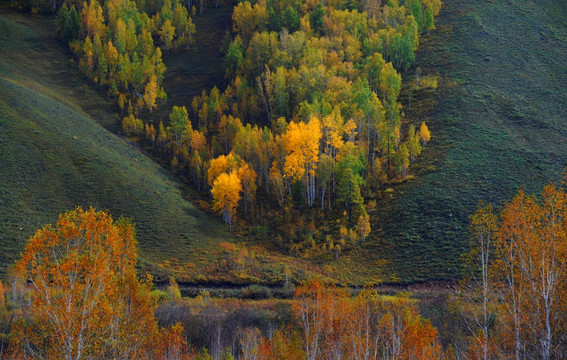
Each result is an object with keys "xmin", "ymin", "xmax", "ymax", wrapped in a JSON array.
[{"xmin": 9, "ymin": 207, "xmax": 189, "ymax": 359}]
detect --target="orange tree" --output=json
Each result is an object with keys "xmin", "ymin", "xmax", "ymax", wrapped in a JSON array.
[
  {"xmin": 461, "ymin": 183, "xmax": 567, "ymax": 359},
  {"xmin": 494, "ymin": 184, "xmax": 567, "ymax": 360},
  {"xmin": 9, "ymin": 207, "xmax": 189, "ymax": 360},
  {"xmin": 292, "ymin": 280, "xmax": 443, "ymax": 360}
]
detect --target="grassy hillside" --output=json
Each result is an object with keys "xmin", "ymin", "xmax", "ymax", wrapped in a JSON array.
[
  {"xmin": 331, "ymin": 0, "xmax": 567, "ymax": 283},
  {"xmin": 0, "ymin": 7, "xmax": 330, "ymax": 285},
  {"xmin": 0, "ymin": 8, "xmax": 239, "ymax": 279},
  {"xmin": 2, "ymin": 0, "xmax": 566, "ymax": 286}
]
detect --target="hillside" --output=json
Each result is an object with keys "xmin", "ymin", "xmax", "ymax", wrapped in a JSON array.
[
  {"xmin": 0, "ymin": 6, "xmax": 332, "ymax": 285},
  {"xmin": 2, "ymin": 0, "xmax": 566, "ymax": 286},
  {"xmin": 137, "ymin": 0, "xmax": 567, "ymax": 284},
  {"xmin": 336, "ymin": 0, "xmax": 567, "ymax": 282},
  {"xmin": 0, "ymin": 7, "xmax": 238, "ymax": 279}
]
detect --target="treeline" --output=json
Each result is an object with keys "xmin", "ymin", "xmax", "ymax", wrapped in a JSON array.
[
  {"xmin": 136, "ymin": 0, "xmax": 438, "ymax": 254},
  {"xmin": 11, "ymin": 0, "xmax": 222, "ymax": 17},
  {"xmin": 0, "ymin": 206, "xmax": 444, "ymax": 359},
  {"xmin": 458, "ymin": 182, "xmax": 567, "ymax": 359},
  {"xmin": 156, "ymin": 280, "xmax": 446, "ymax": 360}
]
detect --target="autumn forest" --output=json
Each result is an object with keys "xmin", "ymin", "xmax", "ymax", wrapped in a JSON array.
[{"xmin": 1, "ymin": 0, "xmax": 567, "ymax": 358}]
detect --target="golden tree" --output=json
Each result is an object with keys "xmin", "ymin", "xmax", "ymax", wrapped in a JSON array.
[
  {"xmin": 211, "ymin": 172, "xmax": 242, "ymax": 229},
  {"xmin": 495, "ymin": 184, "xmax": 567, "ymax": 359},
  {"xmin": 143, "ymin": 74, "xmax": 158, "ymax": 112},
  {"xmin": 419, "ymin": 121, "xmax": 431, "ymax": 145},
  {"xmin": 283, "ymin": 118, "xmax": 321, "ymax": 207}
]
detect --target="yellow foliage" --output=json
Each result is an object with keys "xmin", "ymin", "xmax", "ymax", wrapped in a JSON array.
[
  {"xmin": 143, "ymin": 75, "xmax": 158, "ymax": 112},
  {"xmin": 419, "ymin": 121, "xmax": 431, "ymax": 144},
  {"xmin": 190, "ymin": 130, "xmax": 207, "ymax": 152},
  {"xmin": 122, "ymin": 114, "xmax": 144, "ymax": 136},
  {"xmin": 207, "ymin": 153, "xmax": 239, "ymax": 186},
  {"xmin": 211, "ymin": 172, "xmax": 242, "ymax": 227},
  {"xmin": 237, "ymin": 161, "xmax": 257, "ymax": 204},
  {"xmin": 283, "ymin": 118, "xmax": 321, "ymax": 181}
]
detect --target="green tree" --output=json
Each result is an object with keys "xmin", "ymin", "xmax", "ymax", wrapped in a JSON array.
[
  {"xmin": 268, "ymin": 6, "xmax": 280, "ymax": 32},
  {"xmin": 270, "ymin": 66, "xmax": 289, "ymax": 118},
  {"xmin": 364, "ymin": 52, "xmax": 385, "ymax": 93},
  {"xmin": 309, "ymin": 3, "xmax": 325, "ymax": 34},
  {"xmin": 379, "ymin": 62, "xmax": 402, "ymax": 104},
  {"xmin": 336, "ymin": 167, "xmax": 363, "ymax": 223},
  {"xmin": 282, "ymin": 7, "xmax": 300, "ymax": 33},
  {"xmin": 424, "ymin": 7, "xmax": 435, "ymax": 35},
  {"xmin": 169, "ymin": 105, "xmax": 190, "ymax": 145},
  {"xmin": 57, "ymin": 4, "xmax": 79, "ymax": 43}
]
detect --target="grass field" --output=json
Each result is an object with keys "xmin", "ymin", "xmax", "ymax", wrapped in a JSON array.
[{"xmin": 330, "ymin": 0, "xmax": 567, "ymax": 283}]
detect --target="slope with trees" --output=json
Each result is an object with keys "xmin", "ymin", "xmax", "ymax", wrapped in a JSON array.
[
  {"xmin": 136, "ymin": 0, "xmax": 440, "ymax": 257},
  {"xmin": 0, "ymin": 8, "xmax": 237, "ymax": 281},
  {"xmin": 8, "ymin": 0, "xmax": 442, "ymax": 265}
]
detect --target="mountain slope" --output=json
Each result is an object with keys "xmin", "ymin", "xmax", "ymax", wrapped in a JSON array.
[{"xmin": 0, "ymin": 9, "xmax": 236, "ymax": 279}]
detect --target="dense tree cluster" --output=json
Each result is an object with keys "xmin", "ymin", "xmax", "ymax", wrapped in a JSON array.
[
  {"xmin": 142, "ymin": 0, "xmax": 437, "ymax": 253},
  {"xmin": 55, "ymin": 0, "xmax": 195, "ymax": 116},
  {"xmin": 27, "ymin": 0, "xmax": 439, "ymax": 253}
]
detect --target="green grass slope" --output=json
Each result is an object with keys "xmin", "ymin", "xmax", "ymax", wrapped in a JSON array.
[
  {"xmin": 336, "ymin": 0, "xmax": 567, "ymax": 283},
  {"xmin": 0, "ymin": 9, "xmax": 237, "ymax": 279}
]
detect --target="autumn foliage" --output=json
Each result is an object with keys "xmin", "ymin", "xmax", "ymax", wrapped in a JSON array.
[
  {"xmin": 134, "ymin": 0, "xmax": 438, "ymax": 246},
  {"xmin": 8, "ymin": 207, "xmax": 190, "ymax": 359},
  {"xmin": 254, "ymin": 280, "xmax": 443, "ymax": 360},
  {"xmin": 51, "ymin": 0, "xmax": 197, "ymax": 118},
  {"xmin": 29, "ymin": 0, "xmax": 442, "ymax": 255},
  {"xmin": 211, "ymin": 171, "xmax": 242, "ymax": 229},
  {"xmin": 462, "ymin": 183, "xmax": 567, "ymax": 359}
]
